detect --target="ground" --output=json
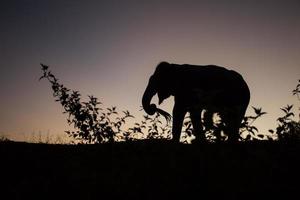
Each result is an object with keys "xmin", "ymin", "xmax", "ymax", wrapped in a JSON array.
[{"xmin": 0, "ymin": 140, "xmax": 299, "ymax": 199}]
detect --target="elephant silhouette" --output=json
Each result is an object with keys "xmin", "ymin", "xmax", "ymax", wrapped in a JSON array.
[{"xmin": 142, "ymin": 62, "xmax": 250, "ymax": 142}]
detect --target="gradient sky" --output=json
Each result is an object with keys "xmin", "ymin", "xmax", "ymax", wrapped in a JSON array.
[{"xmin": 1, "ymin": 0, "xmax": 300, "ymax": 141}]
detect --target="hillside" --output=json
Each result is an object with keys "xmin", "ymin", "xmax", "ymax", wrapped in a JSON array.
[{"xmin": 0, "ymin": 140, "xmax": 299, "ymax": 199}]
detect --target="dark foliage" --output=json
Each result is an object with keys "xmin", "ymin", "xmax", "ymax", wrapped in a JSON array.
[
  {"xmin": 269, "ymin": 105, "xmax": 300, "ymax": 141},
  {"xmin": 39, "ymin": 64, "xmax": 172, "ymax": 143},
  {"xmin": 40, "ymin": 64, "xmax": 125, "ymax": 143},
  {"xmin": 240, "ymin": 107, "xmax": 267, "ymax": 141},
  {"xmin": 267, "ymin": 80, "xmax": 300, "ymax": 141}
]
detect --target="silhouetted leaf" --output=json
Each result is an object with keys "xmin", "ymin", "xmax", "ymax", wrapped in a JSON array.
[
  {"xmin": 245, "ymin": 135, "xmax": 251, "ymax": 141},
  {"xmin": 252, "ymin": 106, "xmax": 262, "ymax": 115},
  {"xmin": 286, "ymin": 104, "xmax": 293, "ymax": 112},
  {"xmin": 40, "ymin": 63, "xmax": 49, "ymax": 71},
  {"xmin": 257, "ymin": 134, "xmax": 264, "ymax": 139},
  {"xmin": 286, "ymin": 113, "xmax": 295, "ymax": 118},
  {"xmin": 39, "ymin": 75, "xmax": 45, "ymax": 81},
  {"xmin": 252, "ymin": 126, "xmax": 258, "ymax": 133}
]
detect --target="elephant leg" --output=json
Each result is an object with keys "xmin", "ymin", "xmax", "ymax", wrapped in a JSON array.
[
  {"xmin": 226, "ymin": 121, "xmax": 240, "ymax": 142},
  {"xmin": 222, "ymin": 107, "xmax": 243, "ymax": 142},
  {"xmin": 190, "ymin": 110, "xmax": 205, "ymax": 142},
  {"xmin": 172, "ymin": 104, "xmax": 186, "ymax": 142},
  {"xmin": 203, "ymin": 109, "xmax": 214, "ymax": 131}
]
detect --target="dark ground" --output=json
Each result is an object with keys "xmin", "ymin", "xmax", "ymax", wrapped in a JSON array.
[{"xmin": 0, "ymin": 140, "xmax": 299, "ymax": 199}]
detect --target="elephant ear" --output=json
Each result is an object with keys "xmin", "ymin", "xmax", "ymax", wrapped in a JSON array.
[
  {"xmin": 158, "ymin": 90, "xmax": 171, "ymax": 105},
  {"xmin": 155, "ymin": 61, "xmax": 173, "ymax": 99},
  {"xmin": 153, "ymin": 61, "xmax": 173, "ymax": 124}
]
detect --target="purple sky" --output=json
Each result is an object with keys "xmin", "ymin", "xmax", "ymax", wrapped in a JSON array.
[{"xmin": 1, "ymin": 0, "xmax": 300, "ymax": 141}]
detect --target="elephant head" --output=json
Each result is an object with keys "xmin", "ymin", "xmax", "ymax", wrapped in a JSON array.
[{"xmin": 142, "ymin": 62, "xmax": 172, "ymax": 123}]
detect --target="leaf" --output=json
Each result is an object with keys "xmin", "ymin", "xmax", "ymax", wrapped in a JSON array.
[
  {"xmin": 39, "ymin": 75, "xmax": 45, "ymax": 81},
  {"xmin": 48, "ymin": 73, "xmax": 55, "ymax": 79},
  {"xmin": 286, "ymin": 104, "xmax": 293, "ymax": 112},
  {"xmin": 280, "ymin": 108, "xmax": 287, "ymax": 114},
  {"xmin": 258, "ymin": 112, "xmax": 267, "ymax": 116},
  {"xmin": 286, "ymin": 113, "xmax": 295, "ymax": 118},
  {"xmin": 245, "ymin": 135, "xmax": 251, "ymax": 141},
  {"xmin": 251, "ymin": 126, "xmax": 258, "ymax": 133},
  {"xmin": 40, "ymin": 63, "xmax": 49, "ymax": 71},
  {"xmin": 252, "ymin": 106, "xmax": 262, "ymax": 115},
  {"xmin": 257, "ymin": 134, "xmax": 264, "ymax": 139}
]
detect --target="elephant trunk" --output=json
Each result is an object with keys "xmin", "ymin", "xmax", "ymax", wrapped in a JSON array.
[
  {"xmin": 142, "ymin": 75, "xmax": 172, "ymax": 124},
  {"xmin": 142, "ymin": 82, "xmax": 157, "ymax": 116}
]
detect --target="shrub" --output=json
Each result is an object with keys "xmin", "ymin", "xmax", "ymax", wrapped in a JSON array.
[
  {"xmin": 40, "ymin": 64, "xmax": 173, "ymax": 143},
  {"xmin": 268, "ymin": 80, "xmax": 300, "ymax": 141}
]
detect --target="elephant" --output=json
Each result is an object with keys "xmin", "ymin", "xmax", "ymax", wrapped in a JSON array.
[{"xmin": 142, "ymin": 61, "xmax": 250, "ymax": 142}]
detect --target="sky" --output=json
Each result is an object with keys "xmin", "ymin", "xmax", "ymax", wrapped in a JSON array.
[{"xmin": 1, "ymin": 0, "xmax": 300, "ymax": 142}]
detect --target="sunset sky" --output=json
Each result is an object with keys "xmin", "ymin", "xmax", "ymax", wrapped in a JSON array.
[{"xmin": 1, "ymin": 0, "xmax": 300, "ymax": 141}]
